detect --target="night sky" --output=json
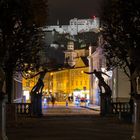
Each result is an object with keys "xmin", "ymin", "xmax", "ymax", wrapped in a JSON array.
[{"xmin": 48, "ymin": 0, "xmax": 104, "ymax": 25}]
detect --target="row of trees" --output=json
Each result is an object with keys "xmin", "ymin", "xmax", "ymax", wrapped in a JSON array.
[
  {"xmin": 101, "ymin": 0, "xmax": 140, "ymax": 95},
  {"xmin": 0, "ymin": 0, "xmax": 48, "ymax": 103},
  {"xmin": 0, "ymin": 0, "xmax": 139, "ymax": 103}
]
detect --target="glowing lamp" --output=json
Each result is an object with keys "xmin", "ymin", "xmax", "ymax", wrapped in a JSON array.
[{"xmin": 92, "ymin": 16, "xmax": 96, "ymax": 19}]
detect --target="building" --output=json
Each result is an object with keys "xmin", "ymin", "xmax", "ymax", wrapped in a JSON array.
[
  {"xmin": 22, "ymin": 75, "xmax": 39, "ymax": 103},
  {"xmin": 44, "ymin": 41, "xmax": 90, "ymax": 102},
  {"xmin": 12, "ymin": 72, "xmax": 23, "ymax": 103},
  {"xmin": 64, "ymin": 41, "xmax": 89, "ymax": 67},
  {"xmin": 88, "ymin": 35, "xmax": 130, "ymax": 105},
  {"xmin": 22, "ymin": 17, "xmax": 99, "ymax": 103},
  {"xmin": 50, "ymin": 56, "xmax": 89, "ymax": 102},
  {"xmin": 43, "ymin": 17, "xmax": 100, "ymax": 35},
  {"xmin": 22, "ymin": 40, "xmax": 90, "ymax": 102}
]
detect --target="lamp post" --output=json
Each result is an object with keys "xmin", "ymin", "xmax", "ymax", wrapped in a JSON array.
[
  {"xmin": 132, "ymin": 95, "xmax": 140, "ymax": 140},
  {"xmin": 1, "ymin": 95, "xmax": 8, "ymax": 140}
]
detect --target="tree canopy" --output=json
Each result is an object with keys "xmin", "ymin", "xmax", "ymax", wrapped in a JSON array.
[
  {"xmin": 0, "ymin": 0, "xmax": 48, "ymax": 102},
  {"xmin": 100, "ymin": 0, "xmax": 140, "ymax": 94},
  {"xmin": 0, "ymin": 0, "xmax": 48, "ymax": 72}
]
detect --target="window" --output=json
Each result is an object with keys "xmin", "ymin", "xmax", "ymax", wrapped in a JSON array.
[
  {"xmin": 71, "ymin": 80, "xmax": 74, "ymax": 86},
  {"xmin": 76, "ymin": 81, "xmax": 78, "ymax": 86},
  {"xmin": 85, "ymin": 80, "xmax": 87, "ymax": 85},
  {"xmin": 26, "ymin": 81, "xmax": 30, "ymax": 87}
]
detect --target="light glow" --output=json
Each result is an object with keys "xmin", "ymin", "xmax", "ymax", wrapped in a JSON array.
[{"xmin": 23, "ymin": 90, "xmax": 30, "ymax": 100}]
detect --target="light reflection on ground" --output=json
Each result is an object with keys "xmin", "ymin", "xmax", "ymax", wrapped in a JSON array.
[{"xmin": 42, "ymin": 102, "xmax": 99, "ymax": 116}]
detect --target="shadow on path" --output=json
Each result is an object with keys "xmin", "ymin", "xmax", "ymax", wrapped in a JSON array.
[{"xmin": 7, "ymin": 106, "xmax": 133, "ymax": 140}]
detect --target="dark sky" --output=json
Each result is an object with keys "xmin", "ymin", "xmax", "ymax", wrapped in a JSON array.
[{"xmin": 48, "ymin": 0, "xmax": 104, "ymax": 25}]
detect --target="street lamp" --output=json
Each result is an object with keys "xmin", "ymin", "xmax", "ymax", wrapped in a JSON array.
[{"xmin": 81, "ymin": 70, "xmax": 84, "ymax": 74}]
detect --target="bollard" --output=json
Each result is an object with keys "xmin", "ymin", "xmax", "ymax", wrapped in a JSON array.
[
  {"xmin": 132, "ymin": 95, "xmax": 140, "ymax": 140},
  {"xmin": 2, "ymin": 96, "xmax": 8, "ymax": 140}
]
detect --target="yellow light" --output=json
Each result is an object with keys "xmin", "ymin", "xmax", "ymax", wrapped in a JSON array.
[
  {"xmin": 81, "ymin": 71, "xmax": 84, "ymax": 74},
  {"xmin": 28, "ymin": 70, "xmax": 32, "ymax": 73},
  {"xmin": 23, "ymin": 90, "xmax": 30, "ymax": 100},
  {"xmin": 50, "ymin": 72, "xmax": 53, "ymax": 76}
]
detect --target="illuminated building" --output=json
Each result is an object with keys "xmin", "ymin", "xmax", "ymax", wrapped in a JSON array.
[
  {"xmin": 64, "ymin": 41, "xmax": 89, "ymax": 67},
  {"xmin": 51, "ymin": 57, "xmax": 89, "ymax": 101},
  {"xmin": 22, "ymin": 58, "xmax": 89, "ymax": 102},
  {"xmin": 22, "ymin": 40, "xmax": 90, "ymax": 102},
  {"xmin": 45, "ymin": 41, "xmax": 90, "ymax": 101},
  {"xmin": 22, "ymin": 75, "xmax": 39, "ymax": 103},
  {"xmin": 88, "ymin": 35, "xmax": 131, "ymax": 105},
  {"xmin": 12, "ymin": 72, "xmax": 23, "ymax": 103},
  {"xmin": 43, "ymin": 17, "xmax": 100, "ymax": 35}
]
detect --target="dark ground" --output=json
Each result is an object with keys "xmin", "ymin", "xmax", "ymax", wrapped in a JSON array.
[{"xmin": 6, "ymin": 106, "xmax": 133, "ymax": 140}]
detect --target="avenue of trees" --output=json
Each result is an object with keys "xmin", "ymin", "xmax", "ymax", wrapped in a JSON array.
[
  {"xmin": 0, "ymin": 0, "xmax": 139, "ymax": 104},
  {"xmin": 101, "ymin": 0, "xmax": 140, "ymax": 95},
  {"xmin": 0, "ymin": 0, "xmax": 48, "ymax": 103}
]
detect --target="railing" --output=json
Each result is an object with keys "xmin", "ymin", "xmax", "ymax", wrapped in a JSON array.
[
  {"xmin": 15, "ymin": 103, "xmax": 32, "ymax": 116},
  {"xmin": 111, "ymin": 102, "xmax": 130, "ymax": 114},
  {"xmin": 111, "ymin": 102, "xmax": 133, "ymax": 122}
]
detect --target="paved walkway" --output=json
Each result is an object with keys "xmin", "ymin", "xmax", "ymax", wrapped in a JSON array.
[
  {"xmin": 42, "ymin": 106, "xmax": 99, "ymax": 116},
  {"xmin": 80, "ymin": 103, "xmax": 100, "ymax": 111},
  {"xmin": 43, "ymin": 101, "xmax": 100, "ymax": 111},
  {"xmin": 6, "ymin": 105, "xmax": 133, "ymax": 140}
]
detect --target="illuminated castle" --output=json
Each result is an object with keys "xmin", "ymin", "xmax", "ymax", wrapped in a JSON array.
[{"xmin": 43, "ymin": 17, "xmax": 100, "ymax": 35}]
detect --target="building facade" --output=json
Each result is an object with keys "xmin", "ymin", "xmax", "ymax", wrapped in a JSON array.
[
  {"xmin": 22, "ymin": 75, "xmax": 39, "ymax": 103},
  {"xmin": 88, "ymin": 36, "xmax": 131, "ymax": 105},
  {"xmin": 43, "ymin": 17, "xmax": 100, "ymax": 35},
  {"xmin": 45, "ymin": 41, "xmax": 90, "ymax": 102},
  {"xmin": 22, "ymin": 41, "xmax": 90, "ymax": 102},
  {"xmin": 64, "ymin": 41, "xmax": 89, "ymax": 66},
  {"xmin": 51, "ymin": 65, "xmax": 89, "ymax": 101},
  {"xmin": 12, "ymin": 72, "xmax": 23, "ymax": 103}
]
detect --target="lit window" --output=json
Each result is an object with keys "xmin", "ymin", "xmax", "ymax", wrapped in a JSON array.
[
  {"xmin": 71, "ymin": 80, "xmax": 74, "ymax": 86},
  {"xmin": 76, "ymin": 81, "xmax": 78, "ymax": 86},
  {"xmin": 26, "ymin": 81, "xmax": 30, "ymax": 87}
]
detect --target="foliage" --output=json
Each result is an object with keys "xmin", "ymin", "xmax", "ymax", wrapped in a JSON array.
[
  {"xmin": 0, "ymin": 0, "xmax": 48, "ymax": 73},
  {"xmin": 0, "ymin": 0, "xmax": 48, "ymax": 101},
  {"xmin": 100, "ymin": 0, "xmax": 140, "ymax": 93},
  {"xmin": 52, "ymin": 30, "xmax": 99, "ymax": 49}
]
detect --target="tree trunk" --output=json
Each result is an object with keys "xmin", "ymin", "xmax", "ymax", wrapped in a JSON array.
[
  {"xmin": 129, "ymin": 66, "xmax": 137, "ymax": 95},
  {"xmin": 5, "ymin": 70, "xmax": 13, "ymax": 103},
  {"xmin": 130, "ymin": 80, "xmax": 134, "ymax": 95},
  {"xmin": 0, "ymin": 100, "xmax": 2, "ymax": 140}
]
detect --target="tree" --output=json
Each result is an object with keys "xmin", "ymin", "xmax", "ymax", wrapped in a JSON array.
[
  {"xmin": 0, "ymin": 0, "xmax": 48, "ymax": 103},
  {"xmin": 100, "ymin": 0, "xmax": 140, "ymax": 95}
]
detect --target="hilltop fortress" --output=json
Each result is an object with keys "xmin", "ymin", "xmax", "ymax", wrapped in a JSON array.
[{"xmin": 43, "ymin": 17, "xmax": 100, "ymax": 35}]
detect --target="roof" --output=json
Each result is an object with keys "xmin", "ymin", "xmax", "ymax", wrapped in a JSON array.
[{"xmin": 81, "ymin": 56, "xmax": 89, "ymax": 67}]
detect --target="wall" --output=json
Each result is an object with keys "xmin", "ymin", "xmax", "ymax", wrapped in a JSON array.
[{"xmin": 117, "ymin": 68, "xmax": 130, "ymax": 102}]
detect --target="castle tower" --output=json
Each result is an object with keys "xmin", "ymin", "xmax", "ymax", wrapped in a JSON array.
[
  {"xmin": 67, "ymin": 41, "xmax": 74, "ymax": 50},
  {"xmin": 64, "ymin": 41, "xmax": 76, "ymax": 67}
]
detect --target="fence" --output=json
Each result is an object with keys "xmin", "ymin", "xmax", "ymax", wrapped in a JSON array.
[
  {"xmin": 111, "ymin": 102, "xmax": 130, "ymax": 114},
  {"xmin": 15, "ymin": 103, "xmax": 32, "ymax": 116},
  {"xmin": 111, "ymin": 102, "xmax": 132, "ymax": 121}
]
